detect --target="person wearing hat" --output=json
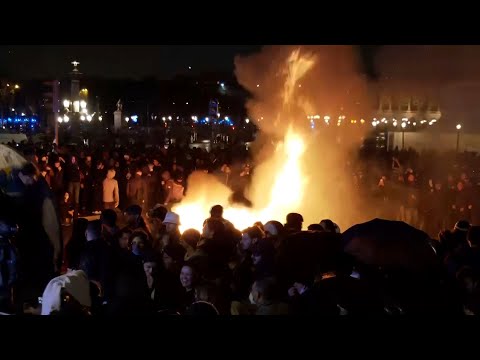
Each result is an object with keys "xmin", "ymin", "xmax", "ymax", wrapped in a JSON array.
[{"xmin": 158, "ymin": 212, "xmax": 182, "ymax": 250}]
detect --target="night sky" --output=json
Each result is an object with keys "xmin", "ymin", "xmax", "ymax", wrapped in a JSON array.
[
  {"xmin": 0, "ymin": 45, "xmax": 376, "ymax": 80},
  {"xmin": 0, "ymin": 45, "xmax": 264, "ymax": 80}
]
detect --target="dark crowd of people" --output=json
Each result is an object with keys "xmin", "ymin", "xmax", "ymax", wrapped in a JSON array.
[{"xmin": 1, "ymin": 141, "xmax": 480, "ymax": 315}]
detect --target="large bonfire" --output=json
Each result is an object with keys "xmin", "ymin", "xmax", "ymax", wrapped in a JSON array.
[{"xmin": 173, "ymin": 49, "xmax": 315, "ymax": 233}]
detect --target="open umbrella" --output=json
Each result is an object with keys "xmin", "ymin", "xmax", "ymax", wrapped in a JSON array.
[
  {"xmin": 0, "ymin": 144, "xmax": 27, "ymax": 173},
  {"xmin": 342, "ymin": 218, "xmax": 438, "ymax": 272},
  {"xmin": 0, "ymin": 144, "xmax": 28, "ymax": 197}
]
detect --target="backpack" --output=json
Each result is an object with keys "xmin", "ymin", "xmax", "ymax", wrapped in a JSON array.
[{"xmin": 0, "ymin": 239, "xmax": 17, "ymax": 294}]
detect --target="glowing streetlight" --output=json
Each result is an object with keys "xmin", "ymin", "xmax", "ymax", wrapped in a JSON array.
[
  {"xmin": 125, "ymin": 117, "xmax": 130, "ymax": 122},
  {"xmin": 63, "ymin": 115, "xmax": 69, "ymax": 123},
  {"xmin": 456, "ymin": 124, "xmax": 462, "ymax": 152},
  {"xmin": 57, "ymin": 116, "xmax": 63, "ymax": 123},
  {"xmin": 168, "ymin": 116, "xmax": 172, "ymax": 121},
  {"xmin": 80, "ymin": 100, "xmax": 87, "ymax": 109},
  {"xmin": 80, "ymin": 115, "xmax": 86, "ymax": 121},
  {"xmin": 98, "ymin": 116, "xmax": 103, "ymax": 121},
  {"xmin": 245, "ymin": 118, "xmax": 250, "ymax": 124},
  {"xmin": 372, "ymin": 121, "xmax": 377, "ymax": 127},
  {"xmin": 256, "ymin": 84, "xmax": 260, "ymax": 88},
  {"xmin": 86, "ymin": 115, "xmax": 92, "ymax": 122},
  {"xmin": 206, "ymin": 117, "xmax": 210, "ymax": 123},
  {"xmin": 14, "ymin": 84, "xmax": 19, "ymax": 89},
  {"xmin": 162, "ymin": 117, "xmax": 166, "ymax": 121},
  {"xmin": 401, "ymin": 122, "xmax": 407, "ymax": 129}
]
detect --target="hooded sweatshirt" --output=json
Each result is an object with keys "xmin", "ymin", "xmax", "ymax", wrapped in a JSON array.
[{"xmin": 103, "ymin": 170, "xmax": 119, "ymax": 204}]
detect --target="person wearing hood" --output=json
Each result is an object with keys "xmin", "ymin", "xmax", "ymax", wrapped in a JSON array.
[
  {"xmin": 127, "ymin": 169, "xmax": 147, "ymax": 209},
  {"xmin": 40, "ymin": 269, "xmax": 92, "ymax": 316},
  {"xmin": 14, "ymin": 163, "xmax": 62, "ymax": 311},
  {"xmin": 103, "ymin": 169, "xmax": 119, "ymax": 210}
]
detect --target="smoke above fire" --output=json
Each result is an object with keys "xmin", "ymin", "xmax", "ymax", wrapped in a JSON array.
[{"xmin": 175, "ymin": 46, "xmax": 375, "ymax": 232}]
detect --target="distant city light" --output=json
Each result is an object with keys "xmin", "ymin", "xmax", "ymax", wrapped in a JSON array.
[
  {"xmin": 360, "ymin": 119, "xmax": 365, "ymax": 124},
  {"xmin": 86, "ymin": 115, "xmax": 92, "ymax": 122},
  {"xmin": 256, "ymin": 84, "xmax": 260, "ymax": 88},
  {"xmin": 63, "ymin": 100, "xmax": 70, "ymax": 108},
  {"xmin": 245, "ymin": 118, "xmax": 250, "ymax": 124},
  {"xmin": 14, "ymin": 84, "xmax": 19, "ymax": 89},
  {"xmin": 57, "ymin": 116, "xmax": 63, "ymax": 123},
  {"xmin": 98, "ymin": 116, "xmax": 103, "ymax": 121},
  {"xmin": 162, "ymin": 117, "xmax": 166, "ymax": 121},
  {"xmin": 80, "ymin": 100, "xmax": 87, "ymax": 109},
  {"xmin": 401, "ymin": 122, "xmax": 407, "ymax": 129},
  {"xmin": 186, "ymin": 102, "xmax": 189, "ymax": 105},
  {"xmin": 63, "ymin": 115, "xmax": 69, "ymax": 123},
  {"xmin": 206, "ymin": 117, "xmax": 210, "ymax": 122},
  {"xmin": 220, "ymin": 83, "xmax": 225, "ymax": 87},
  {"xmin": 80, "ymin": 115, "xmax": 86, "ymax": 121},
  {"xmin": 125, "ymin": 117, "xmax": 130, "ymax": 122},
  {"xmin": 457, "ymin": 124, "xmax": 462, "ymax": 130},
  {"xmin": 188, "ymin": 66, "xmax": 192, "ymax": 70},
  {"xmin": 168, "ymin": 116, "xmax": 172, "ymax": 121}
]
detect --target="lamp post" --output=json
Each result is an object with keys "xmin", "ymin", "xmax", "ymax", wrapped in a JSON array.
[
  {"xmin": 401, "ymin": 122, "xmax": 407, "ymax": 149},
  {"xmin": 456, "ymin": 124, "xmax": 462, "ymax": 152}
]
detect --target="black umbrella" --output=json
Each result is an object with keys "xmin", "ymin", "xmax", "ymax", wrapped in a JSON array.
[{"xmin": 342, "ymin": 218, "xmax": 438, "ymax": 272}]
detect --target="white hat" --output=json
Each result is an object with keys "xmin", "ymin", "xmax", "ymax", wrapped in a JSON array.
[
  {"xmin": 163, "ymin": 212, "xmax": 180, "ymax": 226},
  {"xmin": 41, "ymin": 270, "xmax": 91, "ymax": 315}
]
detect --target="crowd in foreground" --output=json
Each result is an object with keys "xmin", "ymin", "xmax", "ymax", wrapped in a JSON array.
[
  {"xmin": 2, "ymin": 141, "xmax": 480, "ymax": 314},
  {"xmin": 2, "ymin": 190, "xmax": 480, "ymax": 315}
]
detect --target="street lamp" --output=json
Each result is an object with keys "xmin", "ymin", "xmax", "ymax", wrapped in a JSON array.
[
  {"xmin": 401, "ymin": 122, "xmax": 407, "ymax": 150},
  {"xmin": 125, "ymin": 117, "xmax": 130, "ymax": 123},
  {"xmin": 456, "ymin": 124, "xmax": 462, "ymax": 152},
  {"xmin": 63, "ymin": 115, "xmax": 69, "ymax": 123},
  {"xmin": 57, "ymin": 116, "xmax": 63, "ymax": 123},
  {"xmin": 80, "ymin": 115, "xmax": 86, "ymax": 121},
  {"xmin": 86, "ymin": 115, "xmax": 92, "ymax": 122},
  {"xmin": 80, "ymin": 100, "xmax": 87, "ymax": 109},
  {"xmin": 245, "ymin": 118, "xmax": 250, "ymax": 124}
]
